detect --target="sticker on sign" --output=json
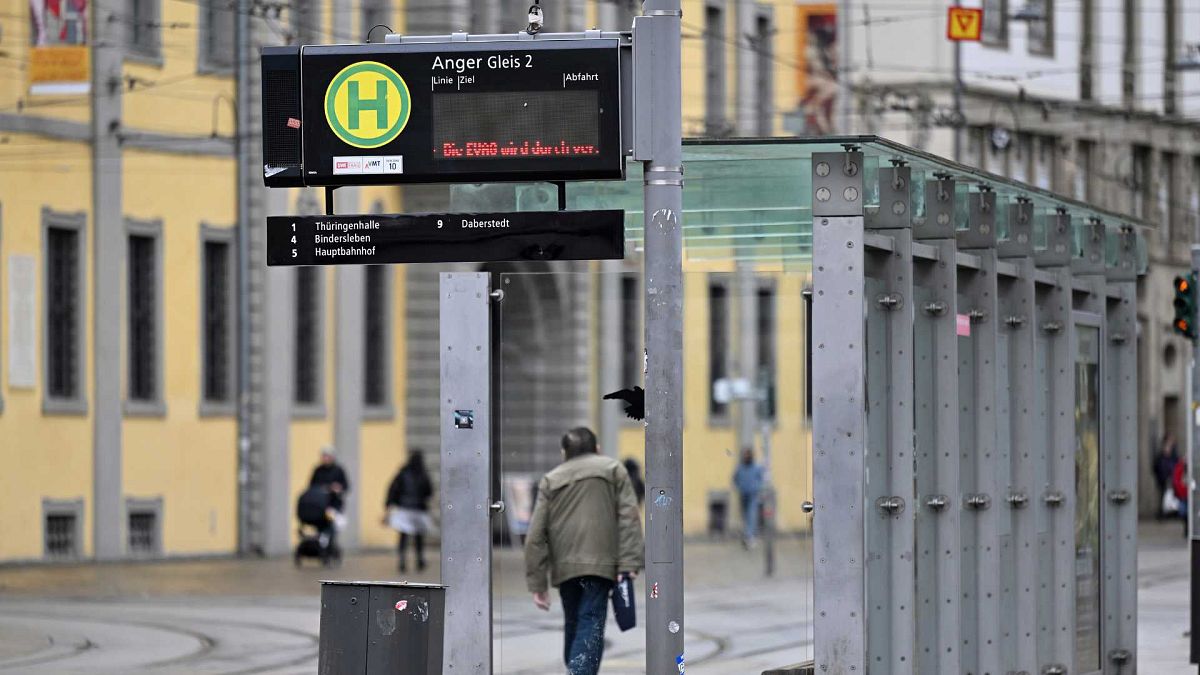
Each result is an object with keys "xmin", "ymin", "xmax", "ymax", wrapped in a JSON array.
[
  {"xmin": 332, "ymin": 155, "xmax": 404, "ymax": 174},
  {"xmin": 333, "ymin": 156, "xmax": 363, "ymax": 174}
]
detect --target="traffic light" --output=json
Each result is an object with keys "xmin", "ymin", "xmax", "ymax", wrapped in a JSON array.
[{"xmin": 1173, "ymin": 273, "xmax": 1198, "ymax": 340}]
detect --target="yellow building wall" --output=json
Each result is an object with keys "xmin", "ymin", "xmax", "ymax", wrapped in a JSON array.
[
  {"xmin": 681, "ymin": 0, "xmax": 708, "ymax": 136},
  {"xmin": 288, "ymin": 260, "xmax": 336, "ymax": 546},
  {"xmin": 120, "ymin": 149, "xmax": 239, "ymax": 555},
  {"xmin": 0, "ymin": 135, "xmax": 95, "ymax": 560},
  {"xmin": 614, "ymin": 265, "xmax": 813, "ymax": 537},
  {"xmin": 358, "ymin": 185, "xmax": 408, "ymax": 549}
]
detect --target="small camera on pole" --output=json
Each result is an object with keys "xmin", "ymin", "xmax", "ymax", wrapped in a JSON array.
[{"xmin": 526, "ymin": 1, "xmax": 544, "ymax": 34}]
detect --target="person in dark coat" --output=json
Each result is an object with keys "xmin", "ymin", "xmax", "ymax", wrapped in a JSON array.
[
  {"xmin": 310, "ymin": 447, "xmax": 350, "ymax": 511},
  {"xmin": 1175, "ymin": 457, "xmax": 1191, "ymax": 536},
  {"xmin": 622, "ymin": 458, "xmax": 646, "ymax": 506},
  {"xmin": 384, "ymin": 450, "xmax": 434, "ymax": 572},
  {"xmin": 1154, "ymin": 433, "xmax": 1180, "ymax": 518}
]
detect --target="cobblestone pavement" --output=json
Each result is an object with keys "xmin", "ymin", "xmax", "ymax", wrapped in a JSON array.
[{"xmin": 0, "ymin": 527, "xmax": 1190, "ymax": 673}]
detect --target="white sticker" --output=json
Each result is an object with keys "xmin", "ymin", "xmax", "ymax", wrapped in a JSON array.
[
  {"xmin": 332, "ymin": 156, "xmax": 363, "ymax": 174},
  {"xmin": 362, "ymin": 157, "xmax": 385, "ymax": 174},
  {"xmin": 383, "ymin": 156, "xmax": 404, "ymax": 174}
]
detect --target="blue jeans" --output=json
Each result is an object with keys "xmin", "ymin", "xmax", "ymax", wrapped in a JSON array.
[
  {"xmin": 558, "ymin": 575, "xmax": 613, "ymax": 675},
  {"xmin": 741, "ymin": 493, "xmax": 760, "ymax": 539}
]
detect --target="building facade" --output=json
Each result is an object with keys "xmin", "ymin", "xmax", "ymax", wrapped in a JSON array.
[
  {"xmin": 835, "ymin": 0, "xmax": 1200, "ymax": 517},
  {"xmin": 0, "ymin": 0, "xmax": 811, "ymax": 563},
  {"xmin": 957, "ymin": 0, "xmax": 1200, "ymax": 517}
]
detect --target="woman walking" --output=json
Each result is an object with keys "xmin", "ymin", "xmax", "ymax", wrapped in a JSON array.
[{"xmin": 384, "ymin": 450, "xmax": 434, "ymax": 572}]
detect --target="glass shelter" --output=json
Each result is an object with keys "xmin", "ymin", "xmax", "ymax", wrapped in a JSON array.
[{"xmin": 428, "ymin": 136, "xmax": 1145, "ymax": 674}]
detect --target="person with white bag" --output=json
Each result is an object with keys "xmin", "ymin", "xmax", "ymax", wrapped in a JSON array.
[{"xmin": 384, "ymin": 449, "xmax": 434, "ymax": 572}]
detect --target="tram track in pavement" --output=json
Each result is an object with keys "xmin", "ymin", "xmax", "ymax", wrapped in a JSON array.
[{"xmin": 0, "ymin": 600, "xmax": 319, "ymax": 674}]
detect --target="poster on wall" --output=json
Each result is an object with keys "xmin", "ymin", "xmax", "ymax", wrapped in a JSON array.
[
  {"xmin": 28, "ymin": 0, "xmax": 90, "ymax": 95},
  {"xmin": 796, "ymin": 5, "xmax": 837, "ymax": 135}
]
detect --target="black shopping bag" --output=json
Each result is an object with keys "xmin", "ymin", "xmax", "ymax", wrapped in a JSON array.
[{"xmin": 611, "ymin": 575, "xmax": 636, "ymax": 632}]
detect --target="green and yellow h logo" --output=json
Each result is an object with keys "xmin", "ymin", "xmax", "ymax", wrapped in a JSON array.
[
  {"xmin": 346, "ymin": 79, "xmax": 388, "ymax": 130},
  {"xmin": 325, "ymin": 61, "xmax": 410, "ymax": 148}
]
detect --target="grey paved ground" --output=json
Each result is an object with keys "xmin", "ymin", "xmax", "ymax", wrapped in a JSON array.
[
  {"xmin": 0, "ymin": 526, "xmax": 1190, "ymax": 673},
  {"xmin": 0, "ymin": 538, "xmax": 813, "ymax": 674}
]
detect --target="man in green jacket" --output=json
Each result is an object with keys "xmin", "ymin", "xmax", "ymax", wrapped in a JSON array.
[{"xmin": 524, "ymin": 427, "xmax": 645, "ymax": 675}]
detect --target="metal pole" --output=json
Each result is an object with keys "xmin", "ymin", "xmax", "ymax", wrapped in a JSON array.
[
  {"xmin": 440, "ymin": 272, "xmax": 494, "ymax": 675},
  {"xmin": 952, "ymin": 5, "xmax": 963, "ymax": 161},
  {"xmin": 1190, "ymin": 245, "xmax": 1200, "ymax": 665},
  {"xmin": 91, "ymin": 0, "xmax": 124, "ymax": 561},
  {"xmin": 736, "ymin": 263, "xmax": 758, "ymax": 452},
  {"xmin": 234, "ymin": 0, "xmax": 252, "ymax": 556},
  {"xmin": 637, "ymin": 0, "xmax": 684, "ymax": 671},
  {"xmin": 837, "ymin": 0, "xmax": 851, "ymax": 132}
]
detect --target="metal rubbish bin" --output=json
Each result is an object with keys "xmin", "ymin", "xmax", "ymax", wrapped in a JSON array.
[{"xmin": 318, "ymin": 580, "xmax": 445, "ymax": 674}]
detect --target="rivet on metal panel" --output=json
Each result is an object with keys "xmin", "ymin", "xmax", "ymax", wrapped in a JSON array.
[
  {"xmin": 801, "ymin": 501, "xmax": 815, "ymax": 514},
  {"xmin": 964, "ymin": 493, "xmax": 991, "ymax": 510},
  {"xmin": 876, "ymin": 293, "xmax": 903, "ymax": 310},
  {"xmin": 922, "ymin": 301, "xmax": 948, "ymax": 316},
  {"xmin": 1041, "ymin": 320, "xmax": 1063, "ymax": 334},
  {"xmin": 1043, "ymin": 490, "xmax": 1065, "ymax": 507},
  {"xmin": 843, "ymin": 187, "xmax": 860, "ymax": 202},
  {"xmin": 816, "ymin": 187, "xmax": 832, "ymax": 202},
  {"xmin": 1006, "ymin": 492, "xmax": 1029, "ymax": 509},
  {"xmin": 490, "ymin": 289, "xmax": 505, "ymax": 301},
  {"xmin": 925, "ymin": 494, "xmax": 949, "ymax": 511},
  {"xmin": 968, "ymin": 309, "xmax": 987, "ymax": 323},
  {"xmin": 876, "ymin": 496, "xmax": 905, "ymax": 516},
  {"xmin": 1107, "ymin": 489, "xmax": 1131, "ymax": 505},
  {"xmin": 1108, "ymin": 649, "xmax": 1132, "ymax": 664},
  {"xmin": 1004, "ymin": 315, "xmax": 1026, "ymax": 328},
  {"xmin": 1110, "ymin": 332, "xmax": 1128, "ymax": 344},
  {"xmin": 490, "ymin": 501, "xmax": 506, "ymax": 514},
  {"xmin": 1042, "ymin": 664, "xmax": 1066, "ymax": 674}
]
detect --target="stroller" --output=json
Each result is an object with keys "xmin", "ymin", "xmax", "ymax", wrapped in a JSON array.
[{"xmin": 294, "ymin": 485, "xmax": 342, "ymax": 567}]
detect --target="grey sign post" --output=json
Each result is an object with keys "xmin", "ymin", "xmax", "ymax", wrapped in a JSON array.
[
  {"xmin": 632, "ymin": 2, "xmax": 685, "ymax": 672},
  {"xmin": 439, "ymin": 272, "xmax": 494, "ymax": 675}
]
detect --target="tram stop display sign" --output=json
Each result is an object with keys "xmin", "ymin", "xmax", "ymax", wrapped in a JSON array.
[{"xmin": 300, "ymin": 38, "xmax": 624, "ymax": 186}]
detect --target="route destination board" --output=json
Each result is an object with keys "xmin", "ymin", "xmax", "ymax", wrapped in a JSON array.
[
  {"xmin": 267, "ymin": 210, "xmax": 625, "ymax": 266},
  {"xmin": 297, "ymin": 38, "xmax": 624, "ymax": 186}
]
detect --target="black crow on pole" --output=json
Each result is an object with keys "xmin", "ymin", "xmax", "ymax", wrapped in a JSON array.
[{"xmin": 603, "ymin": 386, "xmax": 645, "ymax": 421}]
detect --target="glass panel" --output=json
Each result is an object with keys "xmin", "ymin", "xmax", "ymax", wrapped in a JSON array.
[
  {"xmin": 1074, "ymin": 323, "xmax": 1101, "ymax": 671},
  {"xmin": 456, "ymin": 137, "xmax": 1148, "ymax": 268},
  {"xmin": 492, "ymin": 267, "xmax": 813, "ymax": 672}
]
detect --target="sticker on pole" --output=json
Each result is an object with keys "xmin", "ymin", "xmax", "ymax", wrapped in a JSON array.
[
  {"xmin": 956, "ymin": 313, "xmax": 972, "ymax": 337},
  {"xmin": 676, "ymin": 653, "xmax": 686, "ymax": 673},
  {"xmin": 946, "ymin": 7, "xmax": 984, "ymax": 41}
]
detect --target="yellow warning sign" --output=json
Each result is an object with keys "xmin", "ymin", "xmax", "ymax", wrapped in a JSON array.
[{"xmin": 947, "ymin": 7, "xmax": 983, "ymax": 41}]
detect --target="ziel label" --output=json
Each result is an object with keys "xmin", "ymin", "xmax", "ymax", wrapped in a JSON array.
[{"xmin": 324, "ymin": 61, "xmax": 411, "ymax": 149}]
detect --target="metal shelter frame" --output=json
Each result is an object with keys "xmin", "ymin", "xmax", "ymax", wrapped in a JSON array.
[{"xmin": 436, "ymin": 136, "xmax": 1147, "ymax": 674}]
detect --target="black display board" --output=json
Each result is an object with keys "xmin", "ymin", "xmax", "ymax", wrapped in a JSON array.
[
  {"xmin": 267, "ymin": 210, "xmax": 625, "ymax": 265},
  {"xmin": 300, "ymin": 39, "xmax": 624, "ymax": 186}
]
